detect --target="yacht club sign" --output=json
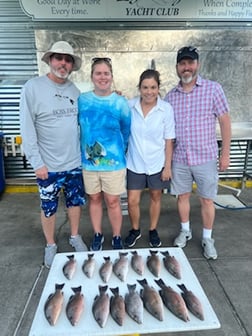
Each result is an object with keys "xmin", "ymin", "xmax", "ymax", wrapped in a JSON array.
[{"xmin": 19, "ymin": 0, "xmax": 252, "ymax": 21}]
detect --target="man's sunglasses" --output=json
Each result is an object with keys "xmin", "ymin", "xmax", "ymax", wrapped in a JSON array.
[{"xmin": 51, "ymin": 53, "xmax": 74, "ymax": 63}]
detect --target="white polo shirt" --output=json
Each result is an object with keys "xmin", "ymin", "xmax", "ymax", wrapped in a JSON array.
[{"xmin": 126, "ymin": 96, "xmax": 175, "ymax": 175}]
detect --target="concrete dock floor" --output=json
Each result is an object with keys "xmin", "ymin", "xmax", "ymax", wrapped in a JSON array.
[{"xmin": 0, "ymin": 186, "xmax": 251, "ymax": 336}]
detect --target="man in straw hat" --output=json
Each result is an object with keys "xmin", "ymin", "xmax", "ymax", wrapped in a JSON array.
[{"xmin": 20, "ymin": 41, "xmax": 88, "ymax": 268}]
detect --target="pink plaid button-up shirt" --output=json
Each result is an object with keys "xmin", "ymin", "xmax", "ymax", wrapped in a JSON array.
[{"xmin": 164, "ymin": 75, "xmax": 229, "ymax": 166}]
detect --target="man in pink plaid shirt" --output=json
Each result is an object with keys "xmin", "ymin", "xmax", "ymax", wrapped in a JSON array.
[{"xmin": 165, "ymin": 46, "xmax": 231, "ymax": 259}]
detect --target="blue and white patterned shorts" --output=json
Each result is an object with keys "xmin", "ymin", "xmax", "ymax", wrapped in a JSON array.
[{"xmin": 37, "ymin": 167, "xmax": 86, "ymax": 217}]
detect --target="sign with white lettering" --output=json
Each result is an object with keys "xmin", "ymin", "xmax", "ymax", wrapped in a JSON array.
[{"xmin": 19, "ymin": 0, "xmax": 252, "ymax": 21}]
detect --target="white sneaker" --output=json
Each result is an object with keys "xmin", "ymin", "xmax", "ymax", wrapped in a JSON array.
[
  {"xmin": 44, "ymin": 244, "xmax": 57, "ymax": 268},
  {"xmin": 174, "ymin": 229, "xmax": 192, "ymax": 248},
  {"xmin": 69, "ymin": 235, "xmax": 88, "ymax": 252},
  {"xmin": 202, "ymin": 238, "xmax": 218, "ymax": 260}
]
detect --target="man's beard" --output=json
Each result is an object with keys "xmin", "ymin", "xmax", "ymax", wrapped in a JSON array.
[
  {"xmin": 51, "ymin": 66, "xmax": 70, "ymax": 79},
  {"xmin": 180, "ymin": 71, "xmax": 197, "ymax": 84}
]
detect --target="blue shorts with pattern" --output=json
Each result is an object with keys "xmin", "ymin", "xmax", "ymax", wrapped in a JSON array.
[{"xmin": 37, "ymin": 167, "xmax": 86, "ymax": 218}]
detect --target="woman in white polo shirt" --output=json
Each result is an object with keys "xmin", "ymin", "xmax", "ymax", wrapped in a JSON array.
[{"xmin": 124, "ymin": 69, "xmax": 175, "ymax": 248}]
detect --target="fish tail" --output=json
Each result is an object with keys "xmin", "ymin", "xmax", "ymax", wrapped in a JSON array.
[
  {"xmin": 127, "ymin": 283, "xmax": 137, "ymax": 292},
  {"xmin": 119, "ymin": 251, "xmax": 128, "ymax": 257},
  {"xmin": 137, "ymin": 278, "xmax": 147, "ymax": 287},
  {"xmin": 154, "ymin": 278, "xmax": 165, "ymax": 288},
  {"xmin": 67, "ymin": 254, "xmax": 75, "ymax": 260},
  {"xmin": 177, "ymin": 283, "xmax": 187, "ymax": 292},
  {"xmin": 55, "ymin": 283, "xmax": 65, "ymax": 290},
  {"xmin": 71, "ymin": 286, "xmax": 82, "ymax": 294},
  {"xmin": 99, "ymin": 285, "xmax": 108, "ymax": 294},
  {"xmin": 110, "ymin": 287, "xmax": 119, "ymax": 296},
  {"xmin": 150, "ymin": 250, "xmax": 158, "ymax": 255}
]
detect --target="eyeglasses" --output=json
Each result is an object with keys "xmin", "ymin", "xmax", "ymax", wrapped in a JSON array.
[
  {"xmin": 51, "ymin": 53, "xmax": 74, "ymax": 63},
  {"xmin": 177, "ymin": 46, "xmax": 198, "ymax": 54},
  {"xmin": 91, "ymin": 57, "xmax": 112, "ymax": 64}
]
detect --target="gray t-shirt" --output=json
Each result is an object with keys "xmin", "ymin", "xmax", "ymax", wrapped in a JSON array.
[{"xmin": 20, "ymin": 75, "xmax": 81, "ymax": 172}]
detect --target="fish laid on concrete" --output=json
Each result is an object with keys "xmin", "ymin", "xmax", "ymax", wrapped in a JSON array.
[
  {"xmin": 92, "ymin": 285, "xmax": 110, "ymax": 328},
  {"xmin": 155, "ymin": 278, "xmax": 189, "ymax": 322},
  {"xmin": 110, "ymin": 287, "xmax": 126, "ymax": 326},
  {"xmin": 113, "ymin": 252, "xmax": 129, "ymax": 282},
  {"xmin": 146, "ymin": 250, "xmax": 161, "ymax": 277},
  {"xmin": 66, "ymin": 286, "xmax": 84, "ymax": 326},
  {"xmin": 125, "ymin": 284, "xmax": 144, "ymax": 324},
  {"xmin": 99, "ymin": 256, "xmax": 113, "ymax": 283},
  {"xmin": 82, "ymin": 253, "xmax": 96, "ymax": 278},
  {"xmin": 161, "ymin": 250, "xmax": 181, "ymax": 279},
  {"xmin": 177, "ymin": 284, "xmax": 204, "ymax": 321},
  {"xmin": 44, "ymin": 283, "xmax": 64, "ymax": 326},
  {"xmin": 63, "ymin": 254, "xmax": 77, "ymax": 280},
  {"xmin": 138, "ymin": 278, "xmax": 164, "ymax": 321},
  {"xmin": 131, "ymin": 250, "xmax": 144, "ymax": 276}
]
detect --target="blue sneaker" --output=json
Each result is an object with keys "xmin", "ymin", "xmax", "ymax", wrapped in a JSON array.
[
  {"xmin": 112, "ymin": 236, "xmax": 123, "ymax": 249},
  {"xmin": 90, "ymin": 233, "xmax": 104, "ymax": 251}
]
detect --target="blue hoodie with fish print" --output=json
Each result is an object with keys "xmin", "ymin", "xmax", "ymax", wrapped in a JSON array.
[{"xmin": 78, "ymin": 91, "xmax": 131, "ymax": 171}]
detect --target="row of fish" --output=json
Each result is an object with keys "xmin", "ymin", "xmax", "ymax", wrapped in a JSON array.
[
  {"xmin": 63, "ymin": 250, "xmax": 181, "ymax": 282},
  {"xmin": 44, "ymin": 279, "xmax": 204, "ymax": 328},
  {"xmin": 44, "ymin": 284, "xmax": 84, "ymax": 327}
]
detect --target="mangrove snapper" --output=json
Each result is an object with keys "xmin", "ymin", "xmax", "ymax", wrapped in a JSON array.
[
  {"xmin": 99, "ymin": 256, "xmax": 113, "ymax": 283},
  {"xmin": 82, "ymin": 253, "xmax": 96, "ymax": 278},
  {"xmin": 44, "ymin": 283, "xmax": 64, "ymax": 326},
  {"xmin": 125, "ymin": 284, "xmax": 143, "ymax": 324},
  {"xmin": 146, "ymin": 250, "xmax": 161, "ymax": 277},
  {"xmin": 155, "ymin": 278, "xmax": 189, "ymax": 322},
  {"xmin": 161, "ymin": 250, "xmax": 181, "ymax": 279},
  {"xmin": 131, "ymin": 250, "xmax": 144, "ymax": 276},
  {"xmin": 66, "ymin": 286, "xmax": 84, "ymax": 326},
  {"xmin": 63, "ymin": 254, "xmax": 77, "ymax": 280},
  {"xmin": 113, "ymin": 252, "xmax": 129, "ymax": 282},
  {"xmin": 138, "ymin": 278, "xmax": 164, "ymax": 321},
  {"xmin": 110, "ymin": 287, "xmax": 126, "ymax": 326},
  {"xmin": 92, "ymin": 285, "xmax": 110, "ymax": 328},
  {"xmin": 177, "ymin": 283, "xmax": 204, "ymax": 321}
]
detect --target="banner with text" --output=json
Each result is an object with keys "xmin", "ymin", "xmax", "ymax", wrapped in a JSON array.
[{"xmin": 19, "ymin": 0, "xmax": 252, "ymax": 21}]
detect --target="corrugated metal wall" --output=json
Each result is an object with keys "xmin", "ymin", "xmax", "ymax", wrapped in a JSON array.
[
  {"xmin": 0, "ymin": 0, "xmax": 251, "ymax": 184},
  {"xmin": 0, "ymin": 0, "xmax": 38, "ymax": 179}
]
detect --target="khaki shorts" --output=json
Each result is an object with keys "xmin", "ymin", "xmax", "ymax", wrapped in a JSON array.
[{"xmin": 82, "ymin": 169, "xmax": 126, "ymax": 195}]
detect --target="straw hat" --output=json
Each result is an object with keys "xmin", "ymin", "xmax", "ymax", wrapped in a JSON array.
[{"xmin": 41, "ymin": 41, "xmax": 82, "ymax": 71}]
